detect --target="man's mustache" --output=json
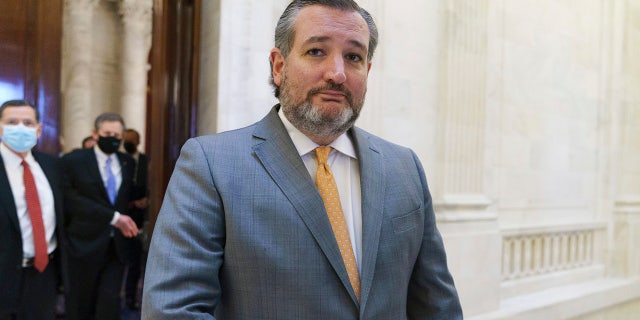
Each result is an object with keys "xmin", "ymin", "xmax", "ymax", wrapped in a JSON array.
[{"xmin": 307, "ymin": 84, "xmax": 353, "ymax": 103}]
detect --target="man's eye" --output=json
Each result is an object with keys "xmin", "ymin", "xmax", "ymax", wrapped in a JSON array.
[
  {"xmin": 307, "ymin": 49, "xmax": 324, "ymax": 56},
  {"xmin": 3, "ymin": 119, "xmax": 37, "ymax": 127},
  {"xmin": 346, "ymin": 54, "xmax": 362, "ymax": 62}
]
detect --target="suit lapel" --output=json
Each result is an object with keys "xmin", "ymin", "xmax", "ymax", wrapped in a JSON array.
[
  {"xmin": 252, "ymin": 107, "xmax": 360, "ymax": 303},
  {"xmin": 32, "ymin": 152, "xmax": 63, "ymax": 226},
  {"xmin": 351, "ymin": 127, "xmax": 385, "ymax": 309},
  {"xmin": 116, "ymin": 152, "xmax": 131, "ymax": 202},
  {"xmin": 85, "ymin": 149, "xmax": 110, "ymax": 202},
  {"xmin": 0, "ymin": 154, "xmax": 20, "ymax": 234}
]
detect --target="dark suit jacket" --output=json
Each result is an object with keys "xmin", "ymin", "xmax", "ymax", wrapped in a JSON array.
[
  {"xmin": 143, "ymin": 106, "xmax": 463, "ymax": 319},
  {"xmin": 130, "ymin": 153, "xmax": 148, "ymax": 228},
  {"xmin": 0, "ymin": 151, "xmax": 66, "ymax": 314},
  {"xmin": 62, "ymin": 148, "xmax": 136, "ymax": 264}
]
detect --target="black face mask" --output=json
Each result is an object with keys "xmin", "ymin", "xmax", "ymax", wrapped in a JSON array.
[
  {"xmin": 123, "ymin": 141, "xmax": 137, "ymax": 154},
  {"xmin": 97, "ymin": 136, "xmax": 121, "ymax": 154}
]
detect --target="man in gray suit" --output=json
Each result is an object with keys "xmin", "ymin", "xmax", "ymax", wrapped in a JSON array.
[{"xmin": 143, "ymin": 0, "xmax": 463, "ymax": 319}]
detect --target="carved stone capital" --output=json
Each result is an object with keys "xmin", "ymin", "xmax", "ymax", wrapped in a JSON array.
[
  {"xmin": 64, "ymin": 0, "xmax": 99, "ymax": 13},
  {"xmin": 119, "ymin": 0, "xmax": 153, "ymax": 27}
]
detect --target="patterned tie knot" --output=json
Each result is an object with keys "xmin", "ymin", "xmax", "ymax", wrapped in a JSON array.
[{"xmin": 315, "ymin": 146, "xmax": 332, "ymax": 165}]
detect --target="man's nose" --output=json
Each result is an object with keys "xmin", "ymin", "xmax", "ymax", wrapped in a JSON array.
[{"xmin": 323, "ymin": 55, "xmax": 346, "ymax": 84}]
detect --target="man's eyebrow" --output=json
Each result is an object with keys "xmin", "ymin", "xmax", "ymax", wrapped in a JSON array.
[{"xmin": 302, "ymin": 36, "xmax": 367, "ymax": 52}]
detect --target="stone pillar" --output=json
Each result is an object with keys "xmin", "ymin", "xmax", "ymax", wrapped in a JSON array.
[
  {"xmin": 61, "ymin": 0, "xmax": 99, "ymax": 151},
  {"xmin": 216, "ymin": 0, "xmax": 281, "ymax": 132},
  {"xmin": 197, "ymin": 0, "xmax": 221, "ymax": 135},
  {"xmin": 434, "ymin": 0, "xmax": 501, "ymax": 316},
  {"xmin": 613, "ymin": 198, "xmax": 640, "ymax": 277},
  {"xmin": 611, "ymin": 0, "xmax": 640, "ymax": 278},
  {"xmin": 118, "ymin": 0, "xmax": 152, "ymax": 148}
]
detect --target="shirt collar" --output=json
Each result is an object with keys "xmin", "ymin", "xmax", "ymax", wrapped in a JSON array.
[
  {"xmin": 0, "ymin": 142, "xmax": 35, "ymax": 169},
  {"xmin": 93, "ymin": 145, "xmax": 114, "ymax": 163},
  {"xmin": 278, "ymin": 107, "xmax": 357, "ymax": 159}
]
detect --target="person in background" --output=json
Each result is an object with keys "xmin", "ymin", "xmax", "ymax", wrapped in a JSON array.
[
  {"xmin": 0, "ymin": 99, "xmax": 67, "ymax": 319},
  {"xmin": 62, "ymin": 113, "xmax": 139, "ymax": 320},
  {"xmin": 122, "ymin": 128, "xmax": 149, "ymax": 310},
  {"xmin": 82, "ymin": 135, "xmax": 95, "ymax": 149},
  {"xmin": 142, "ymin": 0, "xmax": 463, "ymax": 319}
]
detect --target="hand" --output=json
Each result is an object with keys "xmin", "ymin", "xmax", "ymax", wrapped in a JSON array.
[
  {"xmin": 114, "ymin": 214, "xmax": 139, "ymax": 238},
  {"xmin": 133, "ymin": 197, "xmax": 149, "ymax": 209}
]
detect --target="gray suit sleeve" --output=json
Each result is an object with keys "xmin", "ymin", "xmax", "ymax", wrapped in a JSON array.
[
  {"xmin": 406, "ymin": 150, "xmax": 464, "ymax": 319},
  {"xmin": 142, "ymin": 138, "xmax": 224, "ymax": 319}
]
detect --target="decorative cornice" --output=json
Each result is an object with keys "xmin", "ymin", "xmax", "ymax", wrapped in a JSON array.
[
  {"xmin": 64, "ymin": 0, "xmax": 99, "ymax": 12},
  {"xmin": 118, "ymin": 0, "xmax": 153, "ymax": 28}
]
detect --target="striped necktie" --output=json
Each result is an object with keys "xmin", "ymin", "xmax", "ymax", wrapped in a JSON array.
[{"xmin": 105, "ymin": 156, "xmax": 117, "ymax": 204}]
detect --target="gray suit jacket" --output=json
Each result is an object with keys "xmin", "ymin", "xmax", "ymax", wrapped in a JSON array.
[{"xmin": 143, "ymin": 106, "xmax": 462, "ymax": 319}]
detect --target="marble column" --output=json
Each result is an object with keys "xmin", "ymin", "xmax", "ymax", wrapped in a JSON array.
[
  {"xmin": 438, "ymin": 0, "xmax": 491, "ymax": 213},
  {"xmin": 613, "ymin": 198, "xmax": 640, "ymax": 277},
  {"xmin": 434, "ymin": 0, "xmax": 501, "ymax": 316},
  {"xmin": 612, "ymin": 0, "xmax": 640, "ymax": 278},
  {"xmin": 118, "ymin": 0, "xmax": 152, "ymax": 148},
  {"xmin": 61, "ymin": 0, "xmax": 99, "ymax": 151},
  {"xmin": 197, "ymin": 0, "xmax": 221, "ymax": 136}
]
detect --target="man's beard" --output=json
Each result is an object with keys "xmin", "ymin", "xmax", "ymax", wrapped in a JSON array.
[{"xmin": 279, "ymin": 71, "xmax": 365, "ymax": 139}]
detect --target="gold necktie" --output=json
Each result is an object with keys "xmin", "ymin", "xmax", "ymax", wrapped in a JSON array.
[{"xmin": 315, "ymin": 146, "xmax": 360, "ymax": 299}]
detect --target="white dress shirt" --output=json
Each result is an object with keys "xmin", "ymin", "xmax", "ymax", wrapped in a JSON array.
[
  {"xmin": 278, "ymin": 109, "xmax": 363, "ymax": 271},
  {"xmin": 1, "ymin": 143, "xmax": 57, "ymax": 258},
  {"xmin": 94, "ymin": 145, "xmax": 122, "ymax": 224}
]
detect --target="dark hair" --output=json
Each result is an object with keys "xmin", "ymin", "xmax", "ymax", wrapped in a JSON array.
[
  {"xmin": 82, "ymin": 136, "xmax": 94, "ymax": 147},
  {"xmin": 125, "ymin": 128, "xmax": 140, "ymax": 138},
  {"xmin": 0, "ymin": 99, "xmax": 40, "ymax": 121},
  {"xmin": 124, "ymin": 128, "xmax": 140, "ymax": 143},
  {"xmin": 270, "ymin": 0, "xmax": 379, "ymax": 97},
  {"xmin": 94, "ymin": 112, "xmax": 126, "ymax": 131}
]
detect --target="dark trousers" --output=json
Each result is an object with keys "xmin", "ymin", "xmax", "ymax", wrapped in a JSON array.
[
  {"xmin": 65, "ymin": 241, "xmax": 124, "ymax": 320},
  {"xmin": 124, "ymin": 237, "xmax": 145, "ymax": 306},
  {"xmin": 0, "ymin": 256, "xmax": 59, "ymax": 320}
]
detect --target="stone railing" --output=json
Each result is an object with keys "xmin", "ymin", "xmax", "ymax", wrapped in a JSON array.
[{"xmin": 501, "ymin": 223, "xmax": 605, "ymax": 281}]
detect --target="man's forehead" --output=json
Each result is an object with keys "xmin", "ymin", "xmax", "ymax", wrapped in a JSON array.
[
  {"xmin": 124, "ymin": 131, "xmax": 138, "ymax": 139},
  {"xmin": 1, "ymin": 106, "xmax": 37, "ymax": 119},
  {"xmin": 293, "ymin": 6, "xmax": 369, "ymax": 47},
  {"xmin": 98, "ymin": 121, "xmax": 123, "ymax": 130}
]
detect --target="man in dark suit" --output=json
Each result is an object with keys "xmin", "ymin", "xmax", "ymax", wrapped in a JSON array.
[
  {"xmin": 62, "ymin": 113, "xmax": 139, "ymax": 320},
  {"xmin": 122, "ymin": 128, "xmax": 149, "ymax": 310},
  {"xmin": 143, "ymin": 1, "xmax": 463, "ymax": 319},
  {"xmin": 0, "ymin": 99, "xmax": 66, "ymax": 319}
]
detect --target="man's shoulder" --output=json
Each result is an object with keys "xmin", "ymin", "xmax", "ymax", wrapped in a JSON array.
[
  {"xmin": 62, "ymin": 148, "xmax": 91, "ymax": 160},
  {"xmin": 352, "ymin": 126, "xmax": 413, "ymax": 153},
  {"xmin": 117, "ymin": 150, "xmax": 134, "ymax": 160},
  {"xmin": 32, "ymin": 150, "xmax": 58, "ymax": 162},
  {"xmin": 190, "ymin": 122, "xmax": 260, "ymax": 146}
]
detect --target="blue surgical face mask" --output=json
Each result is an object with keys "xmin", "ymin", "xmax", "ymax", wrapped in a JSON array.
[{"xmin": 2, "ymin": 124, "xmax": 38, "ymax": 153}]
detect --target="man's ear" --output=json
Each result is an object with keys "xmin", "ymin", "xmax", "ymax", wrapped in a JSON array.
[
  {"xmin": 270, "ymin": 48, "xmax": 285, "ymax": 86},
  {"xmin": 36, "ymin": 123, "xmax": 43, "ymax": 139}
]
